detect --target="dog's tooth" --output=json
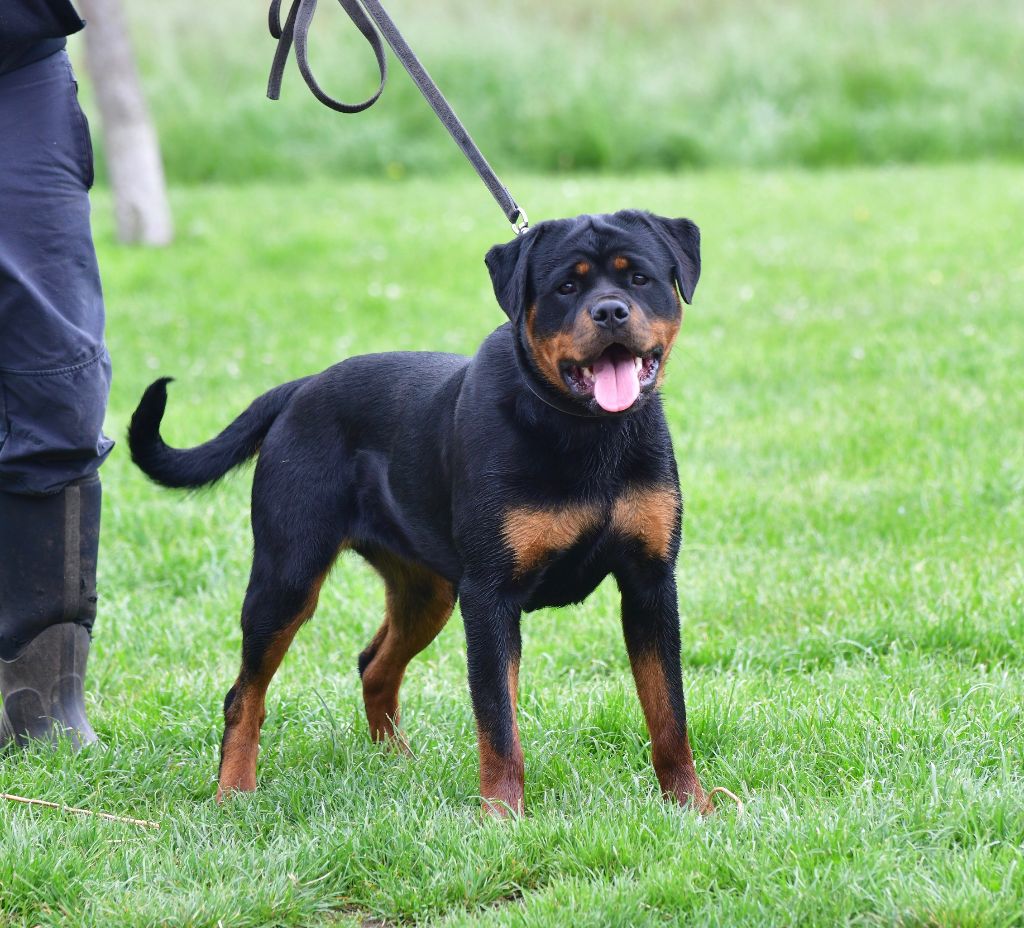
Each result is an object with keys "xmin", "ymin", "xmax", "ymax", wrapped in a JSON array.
[
  {"xmin": 582, "ymin": 366, "xmax": 593, "ymax": 380},
  {"xmin": 634, "ymin": 357, "xmax": 643, "ymax": 373}
]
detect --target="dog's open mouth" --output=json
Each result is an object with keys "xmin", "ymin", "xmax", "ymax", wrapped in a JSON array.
[{"xmin": 561, "ymin": 344, "xmax": 661, "ymax": 413}]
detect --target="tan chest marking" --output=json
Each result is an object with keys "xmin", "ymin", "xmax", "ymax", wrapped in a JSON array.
[
  {"xmin": 611, "ymin": 485, "xmax": 679, "ymax": 560},
  {"xmin": 502, "ymin": 504, "xmax": 602, "ymax": 575},
  {"xmin": 502, "ymin": 485, "xmax": 678, "ymax": 574}
]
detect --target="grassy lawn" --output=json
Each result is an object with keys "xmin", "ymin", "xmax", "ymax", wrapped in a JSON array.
[
  {"xmin": 93, "ymin": 0, "xmax": 1024, "ymax": 181},
  {"xmin": 2, "ymin": 165, "xmax": 1023, "ymax": 926}
]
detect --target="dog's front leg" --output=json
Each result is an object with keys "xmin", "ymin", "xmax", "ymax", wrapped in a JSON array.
[
  {"xmin": 616, "ymin": 560, "xmax": 708, "ymax": 812},
  {"xmin": 459, "ymin": 576, "xmax": 524, "ymax": 817}
]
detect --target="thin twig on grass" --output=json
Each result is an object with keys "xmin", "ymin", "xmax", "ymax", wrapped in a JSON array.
[
  {"xmin": 0, "ymin": 792, "xmax": 160, "ymax": 829},
  {"xmin": 708, "ymin": 785, "xmax": 744, "ymax": 816}
]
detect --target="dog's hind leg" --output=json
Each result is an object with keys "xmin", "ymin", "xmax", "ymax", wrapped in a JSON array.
[
  {"xmin": 217, "ymin": 573, "xmax": 321, "ymax": 800},
  {"xmin": 357, "ymin": 550, "xmax": 455, "ymax": 745},
  {"xmin": 216, "ymin": 457, "xmax": 348, "ymax": 800}
]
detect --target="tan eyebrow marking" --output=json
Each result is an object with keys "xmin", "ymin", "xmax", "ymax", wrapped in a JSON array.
[
  {"xmin": 574, "ymin": 261, "xmax": 591, "ymax": 276},
  {"xmin": 613, "ymin": 256, "xmax": 629, "ymax": 270}
]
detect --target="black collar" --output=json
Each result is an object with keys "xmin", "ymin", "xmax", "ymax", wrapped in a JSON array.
[{"xmin": 511, "ymin": 326, "xmax": 603, "ymax": 418}]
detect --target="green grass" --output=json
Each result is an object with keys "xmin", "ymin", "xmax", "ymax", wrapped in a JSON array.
[
  {"xmin": 74, "ymin": 0, "xmax": 1024, "ymax": 182},
  {"xmin": 2, "ymin": 164, "xmax": 1024, "ymax": 926}
]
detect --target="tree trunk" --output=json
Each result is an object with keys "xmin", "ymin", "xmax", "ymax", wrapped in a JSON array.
[{"xmin": 78, "ymin": 0, "xmax": 172, "ymax": 246}]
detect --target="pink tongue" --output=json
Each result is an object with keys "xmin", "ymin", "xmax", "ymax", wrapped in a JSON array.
[{"xmin": 592, "ymin": 351, "xmax": 640, "ymax": 412}]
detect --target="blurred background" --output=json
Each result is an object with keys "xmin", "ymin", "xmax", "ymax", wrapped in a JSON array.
[{"xmin": 76, "ymin": 0, "xmax": 1024, "ymax": 187}]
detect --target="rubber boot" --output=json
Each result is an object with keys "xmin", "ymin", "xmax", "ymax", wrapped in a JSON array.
[{"xmin": 0, "ymin": 475, "xmax": 101, "ymax": 749}]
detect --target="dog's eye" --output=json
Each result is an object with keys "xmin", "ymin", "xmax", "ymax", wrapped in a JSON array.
[
  {"xmin": 557, "ymin": 281, "xmax": 578, "ymax": 295},
  {"xmin": 631, "ymin": 273, "xmax": 649, "ymax": 286}
]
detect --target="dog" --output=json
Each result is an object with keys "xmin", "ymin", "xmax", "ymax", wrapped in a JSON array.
[{"xmin": 127, "ymin": 209, "xmax": 707, "ymax": 816}]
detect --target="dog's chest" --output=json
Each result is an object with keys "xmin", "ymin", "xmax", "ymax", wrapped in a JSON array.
[{"xmin": 501, "ymin": 484, "xmax": 679, "ymax": 578}]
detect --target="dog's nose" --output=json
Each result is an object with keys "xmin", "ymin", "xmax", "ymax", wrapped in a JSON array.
[{"xmin": 589, "ymin": 298, "xmax": 631, "ymax": 330}]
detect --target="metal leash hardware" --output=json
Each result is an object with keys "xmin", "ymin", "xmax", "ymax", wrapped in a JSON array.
[{"xmin": 267, "ymin": 0, "xmax": 530, "ymax": 235}]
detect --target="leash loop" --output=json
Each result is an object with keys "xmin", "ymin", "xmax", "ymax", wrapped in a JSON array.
[
  {"xmin": 267, "ymin": 0, "xmax": 528, "ymax": 233},
  {"xmin": 268, "ymin": 0, "xmax": 386, "ymax": 113}
]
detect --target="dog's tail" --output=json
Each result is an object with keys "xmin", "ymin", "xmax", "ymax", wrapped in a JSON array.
[{"xmin": 128, "ymin": 376, "xmax": 310, "ymax": 489}]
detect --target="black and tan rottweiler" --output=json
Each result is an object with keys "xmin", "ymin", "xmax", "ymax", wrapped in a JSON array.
[{"xmin": 128, "ymin": 209, "xmax": 707, "ymax": 815}]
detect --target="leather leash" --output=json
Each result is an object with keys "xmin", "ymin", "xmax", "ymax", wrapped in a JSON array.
[{"xmin": 267, "ymin": 0, "xmax": 530, "ymax": 235}]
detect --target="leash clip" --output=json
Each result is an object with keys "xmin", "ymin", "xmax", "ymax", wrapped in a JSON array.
[{"xmin": 511, "ymin": 208, "xmax": 530, "ymax": 236}]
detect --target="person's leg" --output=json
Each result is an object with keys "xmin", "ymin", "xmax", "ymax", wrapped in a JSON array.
[
  {"xmin": 0, "ymin": 478, "xmax": 101, "ymax": 747},
  {"xmin": 0, "ymin": 50, "xmax": 112, "ymax": 748}
]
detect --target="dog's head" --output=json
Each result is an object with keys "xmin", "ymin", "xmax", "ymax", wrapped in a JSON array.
[{"xmin": 485, "ymin": 210, "xmax": 700, "ymax": 415}]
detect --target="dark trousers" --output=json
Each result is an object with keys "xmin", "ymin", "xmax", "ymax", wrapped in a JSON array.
[{"xmin": 0, "ymin": 49, "xmax": 111, "ymax": 497}]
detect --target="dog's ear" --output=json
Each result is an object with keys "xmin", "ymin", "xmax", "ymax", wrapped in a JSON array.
[
  {"xmin": 643, "ymin": 215, "xmax": 701, "ymax": 304},
  {"xmin": 485, "ymin": 228, "xmax": 541, "ymax": 322}
]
